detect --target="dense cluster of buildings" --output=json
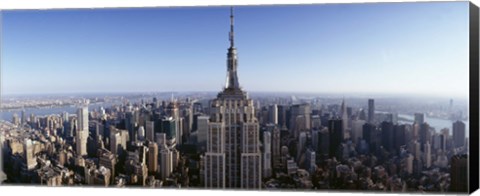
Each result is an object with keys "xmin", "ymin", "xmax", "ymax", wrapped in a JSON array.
[{"xmin": 0, "ymin": 8, "xmax": 469, "ymax": 193}]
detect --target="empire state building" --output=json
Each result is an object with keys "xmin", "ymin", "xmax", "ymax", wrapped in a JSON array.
[{"xmin": 204, "ymin": 7, "xmax": 262, "ymax": 189}]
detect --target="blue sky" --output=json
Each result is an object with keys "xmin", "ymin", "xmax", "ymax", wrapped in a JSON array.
[{"xmin": 0, "ymin": 2, "xmax": 470, "ymax": 98}]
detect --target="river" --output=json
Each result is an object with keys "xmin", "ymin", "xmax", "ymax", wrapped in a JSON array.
[
  {"xmin": 397, "ymin": 114, "xmax": 469, "ymax": 137},
  {"xmin": 0, "ymin": 102, "xmax": 117, "ymax": 120}
]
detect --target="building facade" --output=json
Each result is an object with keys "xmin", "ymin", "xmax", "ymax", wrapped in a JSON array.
[{"xmin": 76, "ymin": 103, "xmax": 89, "ymax": 156}]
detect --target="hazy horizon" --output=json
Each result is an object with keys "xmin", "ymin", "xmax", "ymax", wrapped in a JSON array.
[{"xmin": 0, "ymin": 89, "xmax": 469, "ymax": 101}]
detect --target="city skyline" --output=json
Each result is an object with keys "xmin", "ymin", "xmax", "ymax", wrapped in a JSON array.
[
  {"xmin": 1, "ymin": 2, "xmax": 469, "ymax": 98},
  {"xmin": 0, "ymin": 2, "xmax": 473, "ymax": 192}
]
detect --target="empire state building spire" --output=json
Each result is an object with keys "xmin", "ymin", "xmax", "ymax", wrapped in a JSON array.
[
  {"xmin": 225, "ymin": 7, "xmax": 241, "ymax": 91},
  {"xmin": 229, "ymin": 7, "xmax": 235, "ymax": 47}
]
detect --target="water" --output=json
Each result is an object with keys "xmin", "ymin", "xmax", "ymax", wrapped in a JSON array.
[
  {"xmin": 397, "ymin": 114, "xmax": 469, "ymax": 137},
  {"xmin": 0, "ymin": 102, "xmax": 117, "ymax": 121}
]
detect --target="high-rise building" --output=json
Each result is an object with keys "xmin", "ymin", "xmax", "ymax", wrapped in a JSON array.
[
  {"xmin": 317, "ymin": 128, "xmax": 330, "ymax": 158},
  {"xmin": 385, "ymin": 113, "xmax": 398, "ymax": 124},
  {"xmin": 351, "ymin": 119, "xmax": 366, "ymax": 144},
  {"xmin": 393, "ymin": 124, "xmax": 407, "ymax": 152},
  {"xmin": 268, "ymin": 104, "xmax": 278, "ymax": 125},
  {"xmin": 358, "ymin": 109, "xmax": 367, "ymax": 121},
  {"xmin": 419, "ymin": 122, "xmax": 431, "ymax": 151},
  {"xmin": 289, "ymin": 103, "xmax": 311, "ymax": 138},
  {"xmin": 328, "ymin": 119, "xmax": 343, "ymax": 158},
  {"xmin": 439, "ymin": 128, "xmax": 448, "ymax": 152},
  {"xmin": 450, "ymin": 154, "xmax": 468, "ymax": 192},
  {"xmin": 381, "ymin": 121, "xmax": 394, "ymax": 152},
  {"xmin": 277, "ymin": 105, "xmax": 288, "ymax": 128},
  {"xmin": 145, "ymin": 120, "xmax": 155, "ymax": 142},
  {"xmin": 270, "ymin": 125, "xmax": 281, "ymax": 170},
  {"xmin": 98, "ymin": 148, "xmax": 116, "ymax": 184},
  {"xmin": 363, "ymin": 123, "xmax": 378, "ymax": 154},
  {"xmin": 110, "ymin": 126, "xmax": 128, "ymax": 157},
  {"xmin": 452, "ymin": 121, "xmax": 466, "ymax": 148},
  {"xmin": 166, "ymin": 100, "xmax": 182, "ymax": 146},
  {"xmin": 24, "ymin": 138, "xmax": 37, "ymax": 170},
  {"xmin": 137, "ymin": 126, "xmax": 145, "ymax": 141},
  {"xmin": 368, "ymin": 99, "xmax": 375, "ymax": 123},
  {"xmin": 205, "ymin": 8, "xmax": 261, "ymax": 189},
  {"xmin": 312, "ymin": 129, "xmax": 319, "ymax": 152},
  {"xmin": 340, "ymin": 99, "xmax": 349, "ymax": 139},
  {"xmin": 12, "ymin": 113, "xmax": 20, "ymax": 126},
  {"xmin": 76, "ymin": 103, "xmax": 89, "ymax": 156},
  {"xmin": 311, "ymin": 115, "xmax": 322, "ymax": 129},
  {"xmin": 125, "ymin": 111, "xmax": 136, "ymax": 143},
  {"xmin": 196, "ymin": 115, "xmax": 210, "ymax": 152},
  {"xmin": 304, "ymin": 148, "xmax": 316, "ymax": 174},
  {"xmin": 204, "ymin": 122, "xmax": 226, "ymax": 188},
  {"xmin": 414, "ymin": 113, "xmax": 425, "ymax": 124},
  {"xmin": 423, "ymin": 142, "xmax": 431, "ymax": 168},
  {"xmin": 185, "ymin": 103, "xmax": 194, "ymax": 138},
  {"xmin": 161, "ymin": 117, "xmax": 177, "ymax": 147},
  {"xmin": 297, "ymin": 132, "xmax": 308, "ymax": 161},
  {"xmin": 147, "ymin": 142, "xmax": 158, "ymax": 174},
  {"xmin": 410, "ymin": 140, "xmax": 421, "ymax": 160},
  {"xmin": 262, "ymin": 131, "xmax": 272, "ymax": 178},
  {"xmin": 0, "ymin": 134, "xmax": 5, "ymax": 184},
  {"xmin": 21, "ymin": 110, "xmax": 26, "ymax": 125},
  {"xmin": 405, "ymin": 154, "xmax": 414, "ymax": 174},
  {"xmin": 158, "ymin": 133, "xmax": 173, "ymax": 180}
]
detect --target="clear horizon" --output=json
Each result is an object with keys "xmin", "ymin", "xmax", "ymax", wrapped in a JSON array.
[{"xmin": 1, "ymin": 2, "xmax": 470, "ymax": 99}]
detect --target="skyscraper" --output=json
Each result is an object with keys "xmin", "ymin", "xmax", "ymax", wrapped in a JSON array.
[
  {"xmin": 161, "ymin": 117, "xmax": 177, "ymax": 147},
  {"xmin": 289, "ymin": 103, "xmax": 311, "ymax": 138},
  {"xmin": 145, "ymin": 120, "xmax": 155, "ymax": 142},
  {"xmin": 297, "ymin": 131, "xmax": 307, "ymax": 161},
  {"xmin": 328, "ymin": 119, "xmax": 343, "ymax": 158},
  {"xmin": 137, "ymin": 126, "xmax": 145, "ymax": 141},
  {"xmin": 76, "ymin": 102, "xmax": 89, "ymax": 156},
  {"xmin": 423, "ymin": 142, "xmax": 431, "ymax": 168},
  {"xmin": 317, "ymin": 128, "xmax": 330, "ymax": 158},
  {"xmin": 268, "ymin": 104, "xmax": 278, "ymax": 125},
  {"xmin": 125, "ymin": 111, "xmax": 136, "ymax": 143},
  {"xmin": 262, "ymin": 131, "xmax": 272, "ymax": 178},
  {"xmin": 12, "ymin": 113, "xmax": 19, "ymax": 126},
  {"xmin": 98, "ymin": 148, "xmax": 116, "ymax": 184},
  {"xmin": 450, "ymin": 154, "xmax": 468, "ymax": 192},
  {"xmin": 340, "ymin": 99, "xmax": 349, "ymax": 139},
  {"xmin": 166, "ymin": 101, "xmax": 182, "ymax": 146},
  {"xmin": 363, "ymin": 123, "xmax": 378, "ymax": 154},
  {"xmin": 419, "ymin": 122, "xmax": 431, "ymax": 151},
  {"xmin": 414, "ymin": 113, "xmax": 425, "ymax": 124},
  {"xmin": 277, "ymin": 105, "xmax": 288, "ymax": 128},
  {"xmin": 158, "ymin": 133, "xmax": 173, "ymax": 180},
  {"xmin": 270, "ymin": 125, "xmax": 281, "ymax": 170},
  {"xmin": 147, "ymin": 142, "xmax": 158, "ymax": 174},
  {"xmin": 393, "ymin": 124, "xmax": 406, "ymax": 152},
  {"xmin": 204, "ymin": 122, "xmax": 226, "ymax": 188},
  {"xmin": 351, "ymin": 119, "xmax": 365, "ymax": 144},
  {"xmin": 368, "ymin": 99, "xmax": 375, "ymax": 123},
  {"xmin": 110, "ymin": 126, "xmax": 128, "ymax": 157},
  {"xmin": 381, "ymin": 121, "xmax": 394, "ymax": 152},
  {"xmin": 0, "ymin": 134, "xmax": 5, "ymax": 184},
  {"xmin": 24, "ymin": 138, "xmax": 37, "ymax": 170},
  {"xmin": 205, "ymin": 7, "xmax": 262, "ymax": 189},
  {"xmin": 196, "ymin": 115, "xmax": 210, "ymax": 152},
  {"xmin": 452, "ymin": 121, "xmax": 466, "ymax": 148}
]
